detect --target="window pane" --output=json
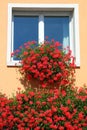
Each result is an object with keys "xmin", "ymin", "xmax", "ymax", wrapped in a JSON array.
[
  {"xmin": 44, "ymin": 16, "xmax": 69, "ymax": 48},
  {"xmin": 14, "ymin": 16, "xmax": 38, "ymax": 51}
]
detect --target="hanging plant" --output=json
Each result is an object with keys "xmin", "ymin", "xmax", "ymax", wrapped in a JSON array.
[{"xmin": 11, "ymin": 39, "xmax": 75, "ymax": 89}]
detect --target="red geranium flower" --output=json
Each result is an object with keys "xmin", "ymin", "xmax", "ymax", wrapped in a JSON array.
[{"xmin": 12, "ymin": 39, "xmax": 75, "ymax": 89}]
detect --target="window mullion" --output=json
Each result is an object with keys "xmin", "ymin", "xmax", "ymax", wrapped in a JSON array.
[{"xmin": 38, "ymin": 15, "xmax": 44, "ymax": 44}]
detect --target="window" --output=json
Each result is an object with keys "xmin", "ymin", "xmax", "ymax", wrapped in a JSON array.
[
  {"xmin": 7, "ymin": 4, "xmax": 80, "ymax": 66},
  {"xmin": 13, "ymin": 15, "xmax": 69, "ymax": 52},
  {"xmin": 44, "ymin": 16, "xmax": 69, "ymax": 49},
  {"xmin": 14, "ymin": 16, "xmax": 38, "ymax": 51}
]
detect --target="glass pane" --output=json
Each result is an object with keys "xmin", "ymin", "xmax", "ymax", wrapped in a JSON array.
[
  {"xmin": 14, "ymin": 16, "xmax": 38, "ymax": 51},
  {"xmin": 44, "ymin": 16, "xmax": 69, "ymax": 48}
]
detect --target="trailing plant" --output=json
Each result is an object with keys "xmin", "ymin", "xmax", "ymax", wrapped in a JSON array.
[{"xmin": 12, "ymin": 40, "xmax": 75, "ymax": 89}]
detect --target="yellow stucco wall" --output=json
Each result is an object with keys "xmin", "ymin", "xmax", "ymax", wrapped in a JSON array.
[{"xmin": 0, "ymin": 0, "xmax": 87, "ymax": 96}]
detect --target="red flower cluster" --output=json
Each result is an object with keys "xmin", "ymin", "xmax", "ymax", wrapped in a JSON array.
[
  {"xmin": 0, "ymin": 94, "xmax": 14, "ymax": 129},
  {"xmin": 0, "ymin": 86, "xmax": 87, "ymax": 130},
  {"xmin": 12, "ymin": 40, "xmax": 75, "ymax": 88}
]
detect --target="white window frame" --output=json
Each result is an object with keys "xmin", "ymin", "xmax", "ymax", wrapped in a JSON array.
[{"xmin": 7, "ymin": 3, "xmax": 80, "ymax": 66}]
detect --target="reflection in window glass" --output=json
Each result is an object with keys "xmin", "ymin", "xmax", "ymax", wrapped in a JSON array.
[
  {"xmin": 14, "ymin": 16, "xmax": 38, "ymax": 51},
  {"xmin": 44, "ymin": 16, "xmax": 69, "ymax": 48}
]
